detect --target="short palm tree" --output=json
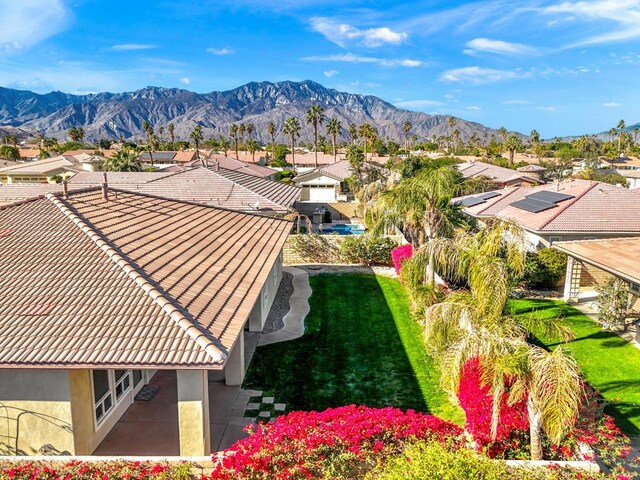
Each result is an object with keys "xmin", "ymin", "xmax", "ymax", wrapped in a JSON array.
[
  {"xmin": 306, "ymin": 105, "xmax": 326, "ymax": 167},
  {"xmin": 348, "ymin": 123, "xmax": 358, "ymax": 145},
  {"xmin": 190, "ymin": 124, "xmax": 203, "ymax": 160},
  {"xmin": 326, "ymin": 118, "xmax": 341, "ymax": 162},
  {"xmin": 504, "ymin": 133, "xmax": 522, "ymax": 166},
  {"xmin": 103, "ymin": 149, "xmax": 143, "ymax": 172},
  {"xmin": 283, "ymin": 117, "xmax": 301, "ymax": 169},
  {"xmin": 498, "ymin": 126, "xmax": 508, "ymax": 142},
  {"xmin": 247, "ymin": 139, "xmax": 259, "ymax": 163},
  {"xmin": 267, "ymin": 122, "xmax": 277, "ymax": 162}
]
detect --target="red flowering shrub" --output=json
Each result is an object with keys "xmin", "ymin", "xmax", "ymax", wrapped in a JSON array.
[
  {"xmin": 458, "ymin": 358, "xmax": 529, "ymax": 458},
  {"xmin": 391, "ymin": 244, "xmax": 413, "ymax": 276},
  {"xmin": 0, "ymin": 460, "xmax": 190, "ymax": 479},
  {"xmin": 209, "ymin": 405, "xmax": 462, "ymax": 480}
]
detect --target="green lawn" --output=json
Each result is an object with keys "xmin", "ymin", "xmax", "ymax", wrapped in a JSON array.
[
  {"xmin": 509, "ymin": 298, "xmax": 640, "ymax": 436},
  {"xmin": 244, "ymin": 273, "xmax": 463, "ymax": 424}
]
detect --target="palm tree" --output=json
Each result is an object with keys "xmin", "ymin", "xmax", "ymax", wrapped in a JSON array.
[
  {"xmin": 617, "ymin": 119, "xmax": 626, "ymax": 154},
  {"xmin": 142, "ymin": 121, "xmax": 155, "ymax": 166},
  {"xmin": 358, "ymin": 123, "xmax": 377, "ymax": 161},
  {"xmin": 306, "ymin": 105, "xmax": 326, "ymax": 167},
  {"xmin": 283, "ymin": 117, "xmax": 301, "ymax": 169},
  {"xmin": 247, "ymin": 139, "xmax": 259, "ymax": 163},
  {"xmin": 230, "ymin": 124, "xmax": 239, "ymax": 159},
  {"xmin": 504, "ymin": 133, "xmax": 522, "ymax": 167},
  {"xmin": 452, "ymin": 129, "xmax": 461, "ymax": 152},
  {"xmin": 371, "ymin": 166, "xmax": 466, "ymax": 287},
  {"xmin": 608, "ymin": 128, "xmax": 617, "ymax": 142},
  {"xmin": 103, "ymin": 149, "xmax": 143, "ymax": 172},
  {"xmin": 267, "ymin": 122, "xmax": 277, "ymax": 163},
  {"xmin": 326, "ymin": 118, "xmax": 341, "ymax": 163},
  {"xmin": 219, "ymin": 137, "xmax": 230, "ymax": 157},
  {"xmin": 190, "ymin": 124, "xmax": 203, "ymax": 160},
  {"xmin": 633, "ymin": 128, "xmax": 639, "ymax": 145},
  {"xmin": 530, "ymin": 129, "xmax": 540, "ymax": 157},
  {"xmin": 498, "ymin": 126, "xmax": 508, "ymax": 143},
  {"xmin": 348, "ymin": 123, "xmax": 358, "ymax": 145},
  {"xmin": 246, "ymin": 123, "xmax": 254, "ymax": 142},
  {"xmin": 68, "ymin": 127, "xmax": 85, "ymax": 143},
  {"xmin": 158, "ymin": 126, "xmax": 165, "ymax": 142},
  {"xmin": 168, "ymin": 123, "xmax": 175, "ymax": 149},
  {"xmin": 403, "ymin": 121, "xmax": 412, "ymax": 153},
  {"xmin": 238, "ymin": 123, "xmax": 246, "ymax": 149}
]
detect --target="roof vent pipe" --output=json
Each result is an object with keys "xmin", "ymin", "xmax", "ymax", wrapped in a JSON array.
[
  {"xmin": 62, "ymin": 179, "xmax": 68, "ymax": 197},
  {"xmin": 102, "ymin": 172, "xmax": 108, "ymax": 201}
]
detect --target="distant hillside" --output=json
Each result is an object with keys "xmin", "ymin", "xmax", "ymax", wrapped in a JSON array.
[{"xmin": 0, "ymin": 80, "xmax": 522, "ymax": 143}]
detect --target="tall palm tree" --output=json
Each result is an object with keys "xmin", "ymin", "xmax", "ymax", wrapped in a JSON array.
[
  {"xmin": 190, "ymin": 124, "xmax": 203, "ymax": 160},
  {"xmin": 326, "ymin": 118, "xmax": 341, "ymax": 163},
  {"xmin": 168, "ymin": 123, "xmax": 175, "ymax": 149},
  {"xmin": 530, "ymin": 129, "xmax": 540, "ymax": 157},
  {"xmin": 267, "ymin": 122, "xmax": 277, "ymax": 163},
  {"xmin": 283, "ymin": 117, "xmax": 301, "ymax": 169},
  {"xmin": 247, "ymin": 139, "xmax": 259, "ymax": 163},
  {"xmin": 230, "ymin": 124, "xmax": 239, "ymax": 159},
  {"xmin": 158, "ymin": 126, "xmax": 165, "ymax": 143},
  {"xmin": 306, "ymin": 105, "xmax": 326, "ymax": 167},
  {"xmin": 617, "ymin": 119, "xmax": 626, "ymax": 154},
  {"xmin": 403, "ymin": 121, "xmax": 413, "ymax": 153},
  {"xmin": 246, "ymin": 123, "xmax": 254, "ymax": 142},
  {"xmin": 348, "ymin": 123, "xmax": 358, "ymax": 145},
  {"xmin": 219, "ymin": 136, "xmax": 230, "ymax": 157},
  {"xmin": 498, "ymin": 126, "xmax": 508, "ymax": 143},
  {"xmin": 358, "ymin": 123, "xmax": 377, "ymax": 160},
  {"xmin": 103, "ymin": 149, "xmax": 143, "ymax": 172},
  {"xmin": 142, "ymin": 121, "xmax": 155, "ymax": 166},
  {"xmin": 504, "ymin": 133, "xmax": 522, "ymax": 167},
  {"xmin": 371, "ymin": 166, "xmax": 466, "ymax": 287},
  {"xmin": 452, "ymin": 129, "xmax": 461, "ymax": 152},
  {"xmin": 238, "ymin": 123, "xmax": 246, "ymax": 149},
  {"xmin": 633, "ymin": 128, "xmax": 639, "ymax": 145}
]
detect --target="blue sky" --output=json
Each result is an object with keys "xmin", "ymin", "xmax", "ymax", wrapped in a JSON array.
[{"xmin": 0, "ymin": 0, "xmax": 639, "ymax": 137}]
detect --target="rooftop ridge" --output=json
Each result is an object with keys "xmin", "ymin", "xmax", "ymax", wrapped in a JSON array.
[{"xmin": 44, "ymin": 192, "xmax": 228, "ymax": 364}]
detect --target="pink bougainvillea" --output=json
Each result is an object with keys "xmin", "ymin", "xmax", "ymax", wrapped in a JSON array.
[
  {"xmin": 458, "ymin": 358, "xmax": 529, "ymax": 458},
  {"xmin": 391, "ymin": 244, "xmax": 413, "ymax": 275},
  {"xmin": 209, "ymin": 405, "xmax": 462, "ymax": 480}
]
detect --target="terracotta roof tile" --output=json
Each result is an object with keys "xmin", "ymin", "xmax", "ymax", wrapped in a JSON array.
[
  {"xmin": 0, "ymin": 155, "xmax": 76, "ymax": 174},
  {"xmin": 0, "ymin": 189, "xmax": 291, "ymax": 368}
]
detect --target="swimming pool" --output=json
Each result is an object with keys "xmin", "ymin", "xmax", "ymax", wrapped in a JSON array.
[{"xmin": 320, "ymin": 223, "xmax": 365, "ymax": 235}]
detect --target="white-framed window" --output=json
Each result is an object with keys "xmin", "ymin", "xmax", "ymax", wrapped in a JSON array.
[
  {"xmin": 92, "ymin": 369, "xmax": 142, "ymax": 426},
  {"xmin": 630, "ymin": 282, "xmax": 640, "ymax": 295}
]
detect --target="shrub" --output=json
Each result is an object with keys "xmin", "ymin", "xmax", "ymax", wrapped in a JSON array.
[
  {"xmin": 209, "ymin": 406, "xmax": 462, "ymax": 480},
  {"xmin": 287, "ymin": 234, "xmax": 342, "ymax": 263},
  {"xmin": 522, "ymin": 249, "xmax": 567, "ymax": 289},
  {"xmin": 391, "ymin": 244, "xmax": 413, "ymax": 275},
  {"xmin": 458, "ymin": 358, "xmax": 529, "ymax": 459},
  {"xmin": 0, "ymin": 460, "xmax": 193, "ymax": 479},
  {"xmin": 340, "ymin": 235, "xmax": 397, "ymax": 266},
  {"xmin": 596, "ymin": 277, "xmax": 630, "ymax": 330},
  {"xmin": 367, "ymin": 441, "xmax": 613, "ymax": 480}
]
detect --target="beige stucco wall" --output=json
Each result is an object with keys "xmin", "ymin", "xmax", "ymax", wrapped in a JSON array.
[
  {"xmin": 0, "ymin": 369, "xmax": 74, "ymax": 455},
  {"xmin": 68, "ymin": 369, "xmax": 98, "ymax": 455}
]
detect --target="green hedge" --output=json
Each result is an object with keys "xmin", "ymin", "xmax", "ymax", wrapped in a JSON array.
[
  {"xmin": 339, "ymin": 235, "xmax": 397, "ymax": 266},
  {"xmin": 522, "ymin": 249, "xmax": 567, "ymax": 289}
]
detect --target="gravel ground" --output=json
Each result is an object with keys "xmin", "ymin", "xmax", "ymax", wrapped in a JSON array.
[
  {"xmin": 262, "ymin": 271, "xmax": 294, "ymax": 334},
  {"xmin": 296, "ymin": 264, "xmax": 397, "ymax": 277}
]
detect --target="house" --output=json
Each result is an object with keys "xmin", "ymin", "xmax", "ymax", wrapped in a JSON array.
[
  {"xmin": 137, "ymin": 150, "xmax": 199, "ymax": 166},
  {"xmin": 456, "ymin": 161, "xmax": 545, "ymax": 187},
  {"xmin": 64, "ymin": 153, "xmax": 104, "ymax": 172},
  {"xmin": 553, "ymin": 237, "xmax": 640, "ymax": 310},
  {"xmin": 0, "ymin": 187, "xmax": 290, "ymax": 456},
  {"xmin": 291, "ymin": 159, "xmax": 386, "ymax": 203},
  {"xmin": 455, "ymin": 179, "xmax": 640, "ymax": 249},
  {"xmin": 68, "ymin": 166, "xmax": 300, "ymax": 214},
  {"xmin": 196, "ymin": 156, "xmax": 278, "ymax": 180},
  {"xmin": 0, "ymin": 155, "xmax": 78, "ymax": 184},
  {"xmin": 17, "ymin": 148, "xmax": 40, "ymax": 161}
]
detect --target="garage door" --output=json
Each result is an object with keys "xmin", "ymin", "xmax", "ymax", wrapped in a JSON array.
[{"xmin": 308, "ymin": 186, "xmax": 336, "ymax": 202}]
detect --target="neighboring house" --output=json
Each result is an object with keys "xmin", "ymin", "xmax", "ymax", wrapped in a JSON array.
[
  {"xmin": 0, "ymin": 183, "xmax": 87, "ymax": 207},
  {"xmin": 286, "ymin": 152, "xmax": 344, "ymax": 167},
  {"xmin": 196, "ymin": 156, "xmax": 278, "ymax": 180},
  {"xmin": 65, "ymin": 153, "xmax": 104, "ymax": 172},
  {"xmin": 0, "ymin": 155, "xmax": 78, "ymax": 184},
  {"xmin": 137, "ymin": 151, "xmax": 198, "ymax": 166},
  {"xmin": 0, "ymin": 188, "xmax": 290, "ymax": 456},
  {"xmin": 554, "ymin": 237, "xmax": 640, "ymax": 308},
  {"xmin": 68, "ymin": 166, "xmax": 300, "ymax": 214},
  {"xmin": 456, "ymin": 161, "xmax": 545, "ymax": 187},
  {"xmin": 621, "ymin": 170, "xmax": 640, "ymax": 189},
  {"xmin": 455, "ymin": 179, "xmax": 640, "ymax": 249},
  {"xmin": 17, "ymin": 148, "xmax": 40, "ymax": 161}
]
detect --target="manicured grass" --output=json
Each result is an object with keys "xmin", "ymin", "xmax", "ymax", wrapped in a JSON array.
[
  {"xmin": 509, "ymin": 298, "xmax": 640, "ymax": 436},
  {"xmin": 244, "ymin": 273, "xmax": 463, "ymax": 424}
]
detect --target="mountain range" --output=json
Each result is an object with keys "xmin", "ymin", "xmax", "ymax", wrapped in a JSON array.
[{"xmin": 0, "ymin": 80, "xmax": 513, "ymax": 143}]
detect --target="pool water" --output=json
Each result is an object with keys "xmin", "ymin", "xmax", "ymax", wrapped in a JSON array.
[{"xmin": 321, "ymin": 223, "xmax": 365, "ymax": 235}]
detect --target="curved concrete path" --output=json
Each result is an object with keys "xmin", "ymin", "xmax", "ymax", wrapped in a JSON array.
[{"xmin": 258, "ymin": 266, "xmax": 311, "ymax": 346}]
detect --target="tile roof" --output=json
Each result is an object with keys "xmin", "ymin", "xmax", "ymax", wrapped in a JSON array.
[
  {"xmin": 0, "ymin": 155, "xmax": 76, "ymax": 175},
  {"xmin": 554, "ymin": 237, "xmax": 640, "ymax": 284},
  {"xmin": 0, "ymin": 183, "xmax": 87, "ymax": 207},
  {"xmin": 68, "ymin": 167, "xmax": 300, "ymax": 211},
  {"xmin": 457, "ymin": 179, "xmax": 640, "ymax": 233},
  {"xmin": 0, "ymin": 160, "xmax": 20, "ymax": 169},
  {"xmin": 173, "ymin": 150, "xmax": 198, "ymax": 163},
  {"xmin": 456, "ymin": 161, "xmax": 542, "ymax": 185},
  {"xmin": 138, "ymin": 151, "xmax": 177, "ymax": 162},
  {"xmin": 205, "ymin": 156, "xmax": 277, "ymax": 178},
  {"xmin": 0, "ymin": 188, "xmax": 291, "ymax": 368}
]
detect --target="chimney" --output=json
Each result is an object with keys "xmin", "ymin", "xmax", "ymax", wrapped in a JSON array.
[
  {"xmin": 214, "ymin": 159, "xmax": 219, "ymax": 172},
  {"xmin": 62, "ymin": 179, "xmax": 68, "ymax": 197},
  {"xmin": 204, "ymin": 157, "xmax": 209, "ymax": 168},
  {"xmin": 101, "ymin": 172, "xmax": 108, "ymax": 201}
]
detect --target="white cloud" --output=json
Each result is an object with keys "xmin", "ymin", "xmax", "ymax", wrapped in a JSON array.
[
  {"xmin": 536, "ymin": 106, "xmax": 557, "ymax": 111},
  {"xmin": 110, "ymin": 44, "xmax": 157, "ymax": 51},
  {"xmin": 310, "ymin": 17, "xmax": 407, "ymax": 47},
  {"xmin": 395, "ymin": 99, "xmax": 444, "ymax": 108},
  {"xmin": 603, "ymin": 101, "xmax": 622, "ymax": 107},
  {"xmin": 180, "ymin": 77, "xmax": 191, "ymax": 85},
  {"xmin": 206, "ymin": 47, "xmax": 235, "ymax": 55},
  {"xmin": 464, "ymin": 37, "xmax": 539, "ymax": 56},
  {"xmin": 541, "ymin": 0, "xmax": 640, "ymax": 47},
  {"xmin": 467, "ymin": 105, "xmax": 482, "ymax": 110},
  {"xmin": 503, "ymin": 99, "xmax": 531, "ymax": 105},
  {"xmin": 0, "ymin": 0, "xmax": 70, "ymax": 53},
  {"xmin": 302, "ymin": 53, "xmax": 423, "ymax": 67},
  {"xmin": 6, "ymin": 77, "xmax": 54, "ymax": 92},
  {"xmin": 323, "ymin": 70, "xmax": 339, "ymax": 77},
  {"xmin": 439, "ymin": 66, "xmax": 528, "ymax": 84}
]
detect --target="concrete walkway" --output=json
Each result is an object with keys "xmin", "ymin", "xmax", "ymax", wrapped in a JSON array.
[{"xmin": 258, "ymin": 266, "xmax": 311, "ymax": 346}]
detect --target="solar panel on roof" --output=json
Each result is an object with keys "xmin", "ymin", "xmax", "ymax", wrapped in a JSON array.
[
  {"xmin": 526, "ymin": 190, "xmax": 574, "ymax": 203},
  {"xmin": 458, "ymin": 197, "xmax": 486, "ymax": 207},
  {"xmin": 510, "ymin": 198, "xmax": 557, "ymax": 213},
  {"xmin": 477, "ymin": 191, "xmax": 501, "ymax": 200}
]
